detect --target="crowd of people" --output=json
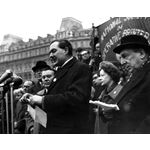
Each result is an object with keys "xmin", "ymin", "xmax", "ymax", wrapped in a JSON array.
[{"xmin": 2, "ymin": 34, "xmax": 150, "ymax": 134}]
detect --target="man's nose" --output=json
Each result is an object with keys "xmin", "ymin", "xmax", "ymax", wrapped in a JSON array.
[
  {"xmin": 120, "ymin": 58, "xmax": 127, "ymax": 65},
  {"xmin": 49, "ymin": 52, "xmax": 53, "ymax": 57},
  {"xmin": 99, "ymin": 77, "xmax": 102, "ymax": 81},
  {"xmin": 44, "ymin": 77, "xmax": 49, "ymax": 80}
]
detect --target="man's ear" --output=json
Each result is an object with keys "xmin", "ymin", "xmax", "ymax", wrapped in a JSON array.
[
  {"xmin": 64, "ymin": 47, "xmax": 69, "ymax": 55},
  {"xmin": 140, "ymin": 49, "xmax": 146, "ymax": 59}
]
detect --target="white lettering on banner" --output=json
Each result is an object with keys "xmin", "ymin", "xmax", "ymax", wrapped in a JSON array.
[
  {"xmin": 102, "ymin": 28, "xmax": 150, "ymax": 60},
  {"xmin": 102, "ymin": 31, "xmax": 122, "ymax": 60},
  {"xmin": 101, "ymin": 18, "xmax": 122, "ymax": 42},
  {"xmin": 124, "ymin": 17, "xmax": 140, "ymax": 22},
  {"xmin": 122, "ymin": 28, "xmax": 150, "ymax": 39},
  {"xmin": 123, "ymin": 17, "xmax": 148, "ymax": 22},
  {"xmin": 117, "ymin": 24, "xmax": 123, "ymax": 31}
]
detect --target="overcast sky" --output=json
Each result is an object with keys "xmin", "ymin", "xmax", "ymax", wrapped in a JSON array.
[{"xmin": 0, "ymin": 0, "xmax": 149, "ymax": 44}]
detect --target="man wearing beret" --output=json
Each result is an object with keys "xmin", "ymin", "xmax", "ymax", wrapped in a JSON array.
[{"xmin": 109, "ymin": 34, "xmax": 150, "ymax": 133}]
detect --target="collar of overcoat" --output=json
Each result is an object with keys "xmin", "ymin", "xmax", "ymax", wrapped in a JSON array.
[
  {"xmin": 115, "ymin": 62, "xmax": 150, "ymax": 104},
  {"xmin": 48, "ymin": 57, "xmax": 77, "ymax": 91}
]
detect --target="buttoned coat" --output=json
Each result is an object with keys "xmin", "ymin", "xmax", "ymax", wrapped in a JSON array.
[
  {"xmin": 108, "ymin": 62, "xmax": 150, "ymax": 133},
  {"xmin": 40, "ymin": 57, "xmax": 92, "ymax": 134}
]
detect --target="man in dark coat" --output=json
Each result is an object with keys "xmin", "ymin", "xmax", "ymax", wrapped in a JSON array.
[
  {"xmin": 32, "ymin": 61, "xmax": 51, "ymax": 93},
  {"xmin": 109, "ymin": 34, "xmax": 150, "ymax": 133},
  {"xmin": 21, "ymin": 39, "xmax": 92, "ymax": 134}
]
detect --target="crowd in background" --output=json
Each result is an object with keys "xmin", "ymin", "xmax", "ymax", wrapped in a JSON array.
[{"xmin": 1, "ymin": 34, "xmax": 150, "ymax": 134}]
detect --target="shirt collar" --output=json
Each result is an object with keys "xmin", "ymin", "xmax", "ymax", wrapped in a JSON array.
[
  {"xmin": 61, "ymin": 56, "xmax": 74, "ymax": 68},
  {"xmin": 54, "ymin": 57, "xmax": 74, "ymax": 71}
]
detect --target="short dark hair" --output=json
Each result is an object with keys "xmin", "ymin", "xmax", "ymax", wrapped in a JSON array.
[
  {"xmin": 76, "ymin": 47, "xmax": 83, "ymax": 53},
  {"xmin": 50, "ymin": 39, "xmax": 73, "ymax": 56},
  {"xmin": 99, "ymin": 61, "xmax": 121, "ymax": 84}
]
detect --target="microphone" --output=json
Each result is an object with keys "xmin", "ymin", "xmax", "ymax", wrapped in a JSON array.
[
  {"xmin": 5, "ymin": 75, "xmax": 23, "ymax": 89},
  {"xmin": 13, "ymin": 76, "xmax": 23, "ymax": 89},
  {"xmin": 0, "ymin": 70, "xmax": 13, "ymax": 84}
]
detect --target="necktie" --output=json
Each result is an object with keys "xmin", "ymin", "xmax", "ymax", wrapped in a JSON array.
[{"xmin": 44, "ymin": 88, "xmax": 47, "ymax": 95}]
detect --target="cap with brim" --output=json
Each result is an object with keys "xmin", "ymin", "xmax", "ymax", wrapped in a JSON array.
[
  {"xmin": 32, "ymin": 61, "xmax": 50, "ymax": 72},
  {"xmin": 113, "ymin": 43, "xmax": 150, "ymax": 54},
  {"xmin": 113, "ymin": 35, "xmax": 150, "ymax": 54}
]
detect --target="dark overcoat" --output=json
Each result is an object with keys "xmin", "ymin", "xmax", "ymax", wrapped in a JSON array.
[
  {"xmin": 40, "ymin": 57, "xmax": 92, "ymax": 134},
  {"xmin": 108, "ymin": 62, "xmax": 150, "ymax": 134}
]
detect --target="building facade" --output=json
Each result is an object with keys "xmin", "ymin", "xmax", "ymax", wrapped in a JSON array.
[{"xmin": 0, "ymin": 17, "xmax": 92, "ymax": 81}]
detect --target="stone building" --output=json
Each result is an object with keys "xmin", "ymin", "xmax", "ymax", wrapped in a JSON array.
[{"xmin": 0, "ymin": 17, "xmax": 92, "ymax": 81}]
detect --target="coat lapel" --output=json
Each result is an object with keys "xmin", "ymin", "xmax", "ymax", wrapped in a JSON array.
[
  {"xmin": 48, "ymin": 57, "xmax": 77, "ymax": 91},
  {"xmin": 115, "ymin": 63, "xmax": 150, "ymax": 104}
]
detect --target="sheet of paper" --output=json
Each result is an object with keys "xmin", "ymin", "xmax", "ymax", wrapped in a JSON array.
[
  {"xmin": 27, "ymin": 105, "xmax": 47, "ymax": 128},
  {"xmin": 89, "ymin": 100, "xmax": 119, "ymax": 110},
  {"xmin": 35, "ymin": 106, "xmax": 47, "ymax": 128},
  {"xmin": 96, "ymin": 101, "xmax": 119, "ymax": 110},
  {"xmin": 27, "ymin": 104, "xmax": 36, "ymax": 120}
]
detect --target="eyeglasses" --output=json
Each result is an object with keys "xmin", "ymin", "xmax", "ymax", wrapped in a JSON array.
[{"xmin": 23, "ymin": 85, "xmax": 30, "ymax": 88}]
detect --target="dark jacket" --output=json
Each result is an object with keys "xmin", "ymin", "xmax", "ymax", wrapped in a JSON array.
[
  {"xmin": 94, "ymin": 83, "xmax": 118, "ymax": 134},
  {"xmin": 108, "ymin": 62, "xmax": 150, "ymax": 134},
  {"xmin": 40, "ymin": 57, "xmax": 92, "ymax": 134}
]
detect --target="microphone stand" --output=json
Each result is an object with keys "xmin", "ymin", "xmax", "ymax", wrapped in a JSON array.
[
  {"xmin": 10, "ymin": 83, "xmax": 14, "ymax": 134},
  {"xmin": 0, "ymin": 86, "xmax": 10, "ymax": 134},
  {"xmin": 0, "ymin": 86, "xmax": 5, "ymax": 134},
  {"xmin": 5, "ymin": 92, "xmax": 10, "ymax": 134},
  {"xmin": 0, "ymin": 74, "xmax": 23, "ymax": 134},
  {"xmin": 3, "ymin": 83, "xmax": 15, "ymax": 134}
]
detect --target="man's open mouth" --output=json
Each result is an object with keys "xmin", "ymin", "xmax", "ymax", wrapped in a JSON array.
[{"xmin": 50, "ymin": 56, "xmax": 57, "ymax": 63}]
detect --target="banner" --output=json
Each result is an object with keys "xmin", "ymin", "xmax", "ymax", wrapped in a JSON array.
[{"xmin": 97, "ymin": 17, "xmax": 150, "ymax": 61}]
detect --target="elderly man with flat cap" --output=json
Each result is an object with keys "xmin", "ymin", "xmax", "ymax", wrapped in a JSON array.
[{"xmin": 107, "ymin": 34, "xmax": 150, "ymax": 133}]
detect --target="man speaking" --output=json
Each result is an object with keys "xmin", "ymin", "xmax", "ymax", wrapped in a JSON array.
[{"xmin": 21, "ymin": 39, "xmax": 92, "ymax": 134}]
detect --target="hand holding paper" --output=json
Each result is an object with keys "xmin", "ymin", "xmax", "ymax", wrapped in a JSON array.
[{"xmin": 20, "ymin": 93, "xmax": 43, "ymax": 106}]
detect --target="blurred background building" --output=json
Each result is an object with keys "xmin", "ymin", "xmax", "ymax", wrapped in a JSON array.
[{"xmin": 0, "ymin": 17, "xmax": 92, "ymax": 81}]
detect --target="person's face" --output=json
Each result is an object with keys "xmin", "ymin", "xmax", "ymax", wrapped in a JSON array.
[
  {"xmin": 119, "ymin": 49, "xmax": 145, "ymax": 69},
  {"xmin": 23, "ymin": 81, "xmax": 33, "ymax": 93},
  {"xmin": 76, "ymin": 52, "xmax": 82, "ymax": 58},
  {"xmin": 95, "ymin": 43, "xmax": 100, "ymax": 51},
  {"xmin": 49, "ymin": 41, "xmax": 67, "ymax": 67},
  {"xmin": 42, "ymin": 70, "xmax": 54, "ymax": 88},
  {"xmin": 81, "ymin": 51, "xmax": 90, "ymax": 60},
  {"xmin": 34, "ymin": 70, "xmax": 42, "ymax": 79},
  {"xmin": 93, "ymin": 74, "xmax": 102, "ymax": 86},
  {"xmin": 99, "ymin": 69, "xmax": 112, "ymax": 86},
  {"xmin": 116, "ymin": 53, "xmax": 122, "ymax": 63},
  {"xmin": 94, "ymin": 51, "xmax": 101, "ymax": 58},
  {"xmin": 116, "ymin": 53, "xmax": 133, "ymax": 73}
]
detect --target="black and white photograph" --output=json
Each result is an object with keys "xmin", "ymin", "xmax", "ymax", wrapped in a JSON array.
[{"xmin": 0, "ymin": 0, "xmax": 150, "ymax": 150}]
